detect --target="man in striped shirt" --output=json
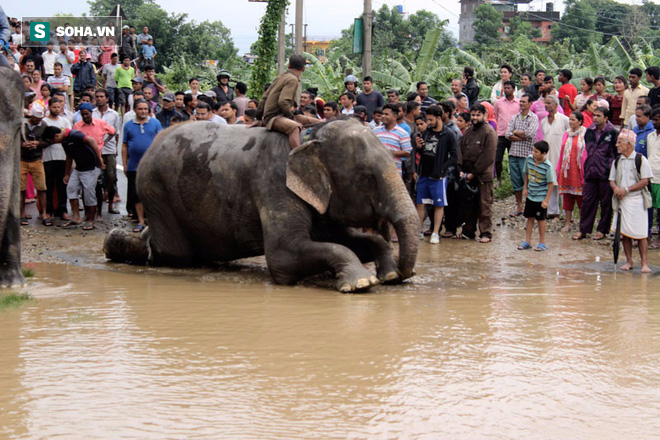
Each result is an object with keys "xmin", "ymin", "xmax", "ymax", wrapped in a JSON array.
[
  {"xmin": 373, "ymin": 103, "xmax": 412, "ymax": 176},
  {"xmin": 505, "ymin": 94, "xmax": 539, "ymax": 216}
]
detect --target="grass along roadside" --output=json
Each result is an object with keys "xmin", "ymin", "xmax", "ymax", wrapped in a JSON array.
[{"xmin": 0, "ymin": 293, "xmax": 32, "ymax": 310}]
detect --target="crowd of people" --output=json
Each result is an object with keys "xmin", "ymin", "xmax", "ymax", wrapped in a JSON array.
[{"xmin": 3, "ymin": 10, "xmax": 660, "ymax": 272}]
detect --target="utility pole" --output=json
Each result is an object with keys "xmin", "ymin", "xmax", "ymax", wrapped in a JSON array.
[
  {"xmin": 277, "ymin": 8, "xmax": 286, "ymax": 74},
  {"xmin": 295, "ymin": 0, "xmax": 303, "ymax": 55},
  {"xmin": 303, "ymin": 23, "xmax": 308, "ymax": 53},
  {"xmin": 362, "ymin": 0, "xmax": 372, "ymax": 77}
]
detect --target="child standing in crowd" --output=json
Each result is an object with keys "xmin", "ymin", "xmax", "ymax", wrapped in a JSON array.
[
  {"xmin": 575, "ymin": 77, "xmax": 594, "ymax": 112},
  {"xmin": 518, "ymin": 140, "xmax": 556, "ymax": 251},
  {"xmin": 142, "ymin": 37, "xmax": 156, "ymax": 69}
]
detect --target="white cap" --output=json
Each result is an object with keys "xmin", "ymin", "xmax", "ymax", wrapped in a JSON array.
[{"xmin": 29, "ymin": 102, "xmax": 45, "ymax": 118}]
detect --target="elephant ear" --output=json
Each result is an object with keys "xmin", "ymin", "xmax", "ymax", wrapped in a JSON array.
[{"xmin": 286, "ymin": 140, "xmax": 332, "ymax": 214}]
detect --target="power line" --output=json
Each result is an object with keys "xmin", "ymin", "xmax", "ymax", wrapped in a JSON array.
[
  {"xmin": 429, "ymin": 0, "xmax": 460, "ymax": 18},
  {"xmin": 592, "ymin": 10, "xmax": 660, "ymax": 30},
  {"xmin": 523, "ymin": 11, "xmax": 620, "ymax": 36}
]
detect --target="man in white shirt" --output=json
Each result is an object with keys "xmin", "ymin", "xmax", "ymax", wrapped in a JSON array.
[
  {"xmin": 340, "ymin": 91, "xmax": 355, "ymax": 115},
  {"xmin": 541, "ymin": 94, "xmax": 570, "ymax": 217},
  {"xmin": 42, "ymin": 42, "xmax": 58, "ymax": 77},
  {"xmin": 101, "ymin": 53, "xmax": 120, "ymax": 110},
  {"xmin": 41, "ymin": 97, "xmax": 72, "ymax": 220},
  {"xmin": 94, "ymin": 89, "xmax": 122, "ymax": 215},
  {"xmin": 490, "ymin": 64, "xmax": 517, "ymax": 104},
  {"xmin": 10, "ymin": 23, "xmax": 22, "ymax": 46},
  {"xmin": 609, "ymin": 129, "xmax": 654, "ymax": 272}
]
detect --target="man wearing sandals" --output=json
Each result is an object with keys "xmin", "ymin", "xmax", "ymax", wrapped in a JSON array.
[
  {"xmin": 573, "ymin": 107, "xmax": 618, "ymax": 241},
  {"xmin": 42, "ymin": 125, "xmax": 105, "ymax": 231},
  {"xmin": 73, "ymin": 102, "xmax": 117, "ymax": 222},
  {"xmin": 458, "ymin": 104, "xmax": 498, "ymax": 243},
  {"xmin": 20, "ymin": 104, "xmax": 50, "ymax": 227},
  {"xmin": 610, "ymin": 129, "xmax": 653, "ymax": 272}
]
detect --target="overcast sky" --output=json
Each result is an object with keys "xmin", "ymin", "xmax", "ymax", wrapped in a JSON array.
[{"xmin": 8, "ymin": 0, "xmax": 656, "ymax": 54}]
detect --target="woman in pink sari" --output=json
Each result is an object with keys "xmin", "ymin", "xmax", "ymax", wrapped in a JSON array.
[{"xmin": 556, "ymin": 111, "xmax": 588, "ymax": 232}]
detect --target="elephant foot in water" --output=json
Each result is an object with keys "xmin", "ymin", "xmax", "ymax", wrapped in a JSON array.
[
  {"xmin": 336, "ymin": 273, "xmax": 379, "ymax": 293},
  {"xmin": 0, "ymin": 264, "xmax": 25, "ymax": 289}
]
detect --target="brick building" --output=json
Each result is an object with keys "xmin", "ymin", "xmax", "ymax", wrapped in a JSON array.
[{"xmin": 458, "ymin": 0, "xmax": 560, "ymax": 46}]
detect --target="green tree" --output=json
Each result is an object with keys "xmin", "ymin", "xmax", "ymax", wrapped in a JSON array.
[
  {"xmin": 508, "ymin": 17, "xmax": 541, "ymax": 41},
  {"xmin": 640, "ymin": 0, "xmax": 660, "ymax": 48},
  {"xmin": 583, "ymin": 0, "xmax": 631, "ymax": 44},
  {"xmin": 329, "ymin": 7, "xmax": 455, "ymax": 65},
  {"xmin": 177, "ymin": 20, "xmax": 239, "ymax": 69},
  {"xmin": 250, "ymin": 0, "xmax": 288, "ymax": 99},
  {"xmin": 472, "ymin": 4, "xmax": 503, "ymax": 50},
  {"xmin": 301, "ymin": 49, "xmax": 360, "ymax": 100},
  {"xmin": 553, "ymin": 0, "xmax": 601, "ymax": 52},
  {"xmin": 87, "ymin": 0, "xmax": 239, "ymax": 72}
]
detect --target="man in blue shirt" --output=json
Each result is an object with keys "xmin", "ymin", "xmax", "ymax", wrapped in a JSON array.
[
  {"xmin": 634, "ymin": 104, "xmax": 654, "ymax": 157},
  {"xmin": 122, "ymin": 99, "xmax": 162, "ymax": 232},
  {"xmin": 633, "ymin": 104, "xmax": 655, "ymax": 237}
]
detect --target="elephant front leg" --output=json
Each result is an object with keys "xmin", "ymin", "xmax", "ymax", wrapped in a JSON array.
[
  {"xmin": 0, "ymin": 212, "xmax": 25, "ymax": 288},
  {"xmin": 265, "ymin": 236, "xmax": 379, "ymax": 293},
  {"xmin": 326, "ymin": 228, "xmax": 400, "ymax": 284}
]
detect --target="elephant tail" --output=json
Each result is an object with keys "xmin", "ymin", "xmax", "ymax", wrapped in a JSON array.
[{"xmin": 103, "ymin": 228, "xmax": 150, "ymax": 265}]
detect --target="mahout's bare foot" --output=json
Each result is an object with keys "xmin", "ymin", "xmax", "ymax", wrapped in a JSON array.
[
  {"xmin": 641, "ymin": 265, "xmax": 652, "ymax": 273},
  {"xmin": 620, "ymin": 262, "xmax": 633, "ymax": 271}
]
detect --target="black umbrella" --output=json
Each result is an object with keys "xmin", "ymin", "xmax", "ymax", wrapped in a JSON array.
[{"xmin": 613, "ymin": 208, "xmax": 622, "ymax": 265}]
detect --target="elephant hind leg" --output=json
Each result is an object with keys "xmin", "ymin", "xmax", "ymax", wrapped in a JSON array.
[{"xmin": 143, "ymin": 208, "xmax": 195, "ymax": 267}]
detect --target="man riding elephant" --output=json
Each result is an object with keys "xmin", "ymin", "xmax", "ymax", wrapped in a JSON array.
[
  {"xmin": 251, "ymin": 55, "xmax": 320, "ymax": 149},
  {"xmin": 0, "ymin": 68, "xmax": 25, "ymax": 287},
  {"xmin": 105, "ymin": 119, "xmax": 419, "ymax": 293}
]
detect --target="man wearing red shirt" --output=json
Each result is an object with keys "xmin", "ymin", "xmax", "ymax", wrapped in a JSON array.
[{"xmin": 558, "ymin": 69, "xmax": 578, "ymax": 115}]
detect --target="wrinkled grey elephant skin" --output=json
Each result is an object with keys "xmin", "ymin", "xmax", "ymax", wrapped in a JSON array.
[
  {"xmin": 0, "ymin": 69, "xmax": 25, "ymax": 288},
  {"xmin": 104, "ymin": 119, "xmax": 419, "ymax": 292}
]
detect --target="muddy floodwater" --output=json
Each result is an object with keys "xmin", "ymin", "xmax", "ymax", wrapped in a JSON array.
[{"xmin": 2, "ymin": 229, "xmax": 660, "ymax": 439}]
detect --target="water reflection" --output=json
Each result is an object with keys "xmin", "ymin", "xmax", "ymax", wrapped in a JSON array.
[{"xmin": 0, "ymin": 253, "xmax": 659, "ymax": 438}]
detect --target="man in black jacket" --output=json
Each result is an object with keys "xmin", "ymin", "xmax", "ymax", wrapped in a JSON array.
[
  {"xmin": 414, "ymin": 105, "xmax": 458, "ymax": 244},
  {"xmin": 573, "ymin": 107, "xmax": 619, "ymax": 240},
  {"xmin": 462, "ymin": 66, "xmax": 480, "ymax": 105}
]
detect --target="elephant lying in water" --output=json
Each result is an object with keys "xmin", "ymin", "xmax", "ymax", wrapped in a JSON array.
[
  {"xmin": 104, "ymin": 119, "xmax": 418, "ymax": 292},
  {"xmin": 0, "ymin": 69, "xmax": 25, "ymax": 287}
]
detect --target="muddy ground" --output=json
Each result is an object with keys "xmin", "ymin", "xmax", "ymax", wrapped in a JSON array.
[{"xmin": 19, "ymin": 195, "xmax": 629, "ymax": 274}]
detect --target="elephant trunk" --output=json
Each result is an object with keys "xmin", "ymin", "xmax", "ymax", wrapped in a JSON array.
[{"xmin": 382, "ymin": 167, "xmax": 419, "ymax": 279}]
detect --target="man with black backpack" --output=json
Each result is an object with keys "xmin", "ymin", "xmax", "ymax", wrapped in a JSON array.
[{"xmin": 609, "ymin": 129, "xmax": 654, "ymax": 272}]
